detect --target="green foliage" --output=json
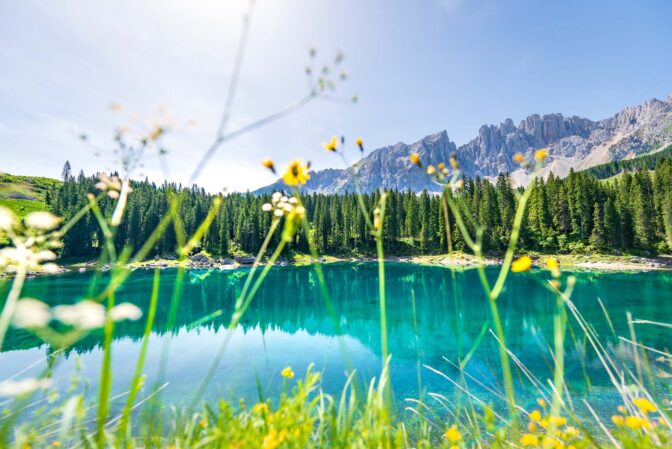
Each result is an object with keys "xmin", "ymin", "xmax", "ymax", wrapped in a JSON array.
[
  {"xmin": 582, "ymin": 145, "xmax": 672, "ymax": 179},
  {"xmin": 45, "ymin": 159, "xmax": 672, "ymax": 259}
]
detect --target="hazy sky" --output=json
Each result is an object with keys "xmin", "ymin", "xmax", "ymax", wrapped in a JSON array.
[{"xmin": 2, "ymin": 0, "xmax": 671, "ymax": 192}]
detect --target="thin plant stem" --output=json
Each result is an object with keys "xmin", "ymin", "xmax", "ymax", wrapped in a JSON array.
[
  {"xmin": 118, "ymin": 268, "xmax": 161, "ymax": 442},
  {"xmin": 96, "ymin": 291, "xmax": 116, "ymax": 448},
  {"xmin": 0, "ymin": 266, "xmax": 26, "ymax": 352}
]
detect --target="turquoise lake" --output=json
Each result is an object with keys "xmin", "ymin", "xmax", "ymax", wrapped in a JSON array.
[{"xmin": 2, "ymin": 263, "xmax": 671, "ymax": 417}]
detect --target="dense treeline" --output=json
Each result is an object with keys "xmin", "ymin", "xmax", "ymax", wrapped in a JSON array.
[
  {"xmin": 49, "ymin": 160, "xmax": 672, "ymax": 258},
  {"xmin": 582, "ymin": 145, "xmax": 672, "ymax": 179}
]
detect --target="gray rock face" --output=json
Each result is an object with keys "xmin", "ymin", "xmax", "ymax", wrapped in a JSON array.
[{"xmin": 255, "ymin": 95, "xmax": 672, "ymax": 193}]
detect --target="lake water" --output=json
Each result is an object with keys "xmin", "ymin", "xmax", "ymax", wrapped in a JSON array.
[{"xmin": 2, "ymin": 263, "xmax": 671, "ymax": 418}]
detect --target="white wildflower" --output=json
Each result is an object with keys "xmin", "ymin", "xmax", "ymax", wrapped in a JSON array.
[
  {"xmin": 34, "ymin": 250, "xmax": 57, "ymax": 262},
  {"xmin": 24, "ymin": 212, "xmax": 62, "ymax": 230},
  {"xmin": 272, "ymin": 192, "xmax": 282, "ymax": 203},
  {"xmin": 41, "ymin": 263, "xmax": 61, "ymax": 273},
  {"xmin": 262, "ymin": 203, "xmax": 273, "ymax": 212},
  {"xmin": 288, "ymin": 197, "xmax": 298, "ymax": 205},
  {"xmin": 109, "ymin": 303, "xmax": 142, "ymax": 322},
  {"xmin": 53, "ymin": 301, "xmax": 106, "ymax": 329},
  {"xmin": 12, "ymin": 298, "xmax": 51, "ymax": 328},
  {"xmin": 0, "ymin": 378, "xmax": 52, "ymax": 397},
  {"xmin": 0, "ymin": 206, "xmax": 15, "ymax": 231},
  {"xmin": 274, "ymin": 209, "xmax": 284, "ymax": 217}
]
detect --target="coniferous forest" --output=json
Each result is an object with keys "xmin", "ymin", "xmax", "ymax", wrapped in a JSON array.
[{"xmin": 48, "ymin": 159, "xmax": 672, "ymax": 259}]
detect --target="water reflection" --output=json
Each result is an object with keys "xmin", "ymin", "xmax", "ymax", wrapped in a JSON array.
[{"xmin": 1, "ymin": 263, "xmax": 671, "ymax": 412}]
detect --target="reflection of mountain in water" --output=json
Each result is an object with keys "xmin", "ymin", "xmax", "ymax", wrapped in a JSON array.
[{"xmin": 4, "ymin": 264, "xmax": 672, "ymax": 385}]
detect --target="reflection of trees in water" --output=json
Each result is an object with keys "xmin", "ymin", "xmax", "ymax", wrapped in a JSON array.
[{"xmin": 4, "ymin": 265, "xmax": 671, "ymax": 378}]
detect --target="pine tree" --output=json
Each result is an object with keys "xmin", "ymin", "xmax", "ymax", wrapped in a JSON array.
[{"xmin": 61, "ymin": 161, "xmax": 72, "ymax": 181}]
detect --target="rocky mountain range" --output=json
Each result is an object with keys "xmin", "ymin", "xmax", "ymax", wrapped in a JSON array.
[{"xmin": 257, "ymin": 95, "xmax": 672, "ymax": 194}]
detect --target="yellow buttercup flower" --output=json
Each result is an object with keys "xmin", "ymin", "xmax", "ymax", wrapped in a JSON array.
[
  {"xmin": 443, "ymin": 425, "xmax": 461, "ymax": 442},
  {"xmin": 545, "ymin": 257, "xmax": 560, "ymax": 274},
  {"xmin": 528, "ymin": 422, "xmax": 537, "ymax": 432},
  {"xmin": 520, "ymin": 433, "xmax": 539, "ymax": 446},
  {"xmin": 529, "ymin": 410, "xmax": 542, "ymax": 422},
  {"xmin": 355, "ymin": 137, "xmax": 364, "ymax": 152},
  {"xmin": 612, "ymin": 415, "xmax": 624, "ymax": 426},
  {"xmin": 534, "ymin": 148, "xmax": 549, "ymax": 162},
  {"xmin": 282, "ymin": 160, "xmax": 311, "ymax": 186},
  {"xmin": 281, "ymin": 366, "xmax": 294, "ymax": 379},
  {"xmin": 261, "ymin": 158, "xmax": 276, "ymax": 173},
  {"xmin": 437, "ymin": 162, "xmax": 446, "ymax": 170},
  {"xmin": 409, "ymin": 152, "xmax": 421, "ymax": 166},
  {"xmin": 252, "ymin": 402, "xmax": 269, "ymax": 414},
  {"xmin": 549, "ymin": 416, "xmax": 567, "ymax": 427},
  {"xmin": 633, "ymin": 397, "xmax": 657, "ymax": 414},
  {"xmin": 321, "ymin": 135, "xmax": 339, "ymax": 152},
  {"xmin": 625, "ymin": 415, "xmax": 648, "ymax": 429},
  {"xmin": 512, "ymin": 255, "xmax": 532, "ymax": 272},
  {"xmin": 426, "ymin": 165, "xmax": 436, "ymax": 175},
  {"xmin": 513, "ymin": 152, "xmax": 525, "ymax": 163}
]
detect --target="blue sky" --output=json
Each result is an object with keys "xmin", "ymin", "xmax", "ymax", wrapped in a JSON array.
[{"xmin": 1, "ymin": 0, "xmax": 671, "ymax": 192}]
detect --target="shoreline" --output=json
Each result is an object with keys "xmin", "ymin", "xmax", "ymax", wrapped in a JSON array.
[{"xmin": 36, "ymin": 252, "xmax": 672, "ymax": 276}]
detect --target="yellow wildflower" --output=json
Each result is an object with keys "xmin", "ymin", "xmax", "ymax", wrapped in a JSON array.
[
  {"xmin": 537, "ymin": 398, "xmax": 547, "ymax": 408},
  {"xmin": 409, "ymin": 153, "xmax": 421, "ymax": 166},
  {"xmin": 625, "ymin": 415, "xmax": 648, "ymax": 429},
  {"xmin": 261, "ymin": 158, "xmax": 276, "ymax": 174},
  {"xmin": 355, "ymin": 137, "xmax": 364, "ymax": 151},
  {"xmin": 528, "ymin": 422, "xmax": 537, "ymax": 432},
  {"xmin": 52, "ymin": 443, "xmax": 61, "ymax": 448},
  {"xmin": 438, "ymin": 162, "xmax": 446, "ymax": 170},
  {"xmin": 454, "ymin": 179, "xmax": 464, "ymax": 189},
  {"xmin": 617, "ymin": 405, "xmax": 626, "ymax": 414},
  {"xmin": 443, "ymin": 425, "xmax": 461, "ymax": 442},
  {"xmin": 549, "ymin": 416, "xmax": 567, "ymax": 427},
  {"xmin": 529, "ymin": 410, "xmax": 542, "ymax": 422},
  {"xmin": 513, "ymin": 152, "xmax": 525, "ymax": 163},
  {"xmin": 611, "ymin": 415, "xmax": 624, "ymax": 426},
  {"xmin": 252, "ymin": 402, "xmax": 269, "ymax": 414},
  {"xmin": 512, "ymin": 255, "xmax": 533, "ymax": 272},
  {"xmin": 262, "ymin": 429, "xmax": 280, "ymax": 449},
  {"xmin": 534, "ymin": 148, "xmax": 549, "ymax": 162},
  {"xmin": 281, "ymin": 366, "xmax": 294, "ymax": 379},
  {"xmin": 282, "ymin": 160, "xmax": 311, "ymax": 186},
  {"xmin": 633, "ymin": 397, "xmax": 657, "ymax": 414},
  {"xmin": 520, "ymin": 433, "xmax": 539, "ymax": 446},
  {"xmin": 321, "ymin": 135, "xmax": 339, "ymax": 152},
  {"xmin": 545, "ymin": 258, "xmax": 560, "ymax": 277},
  {"xmin": 426, "ymin": 165, "xmax": 436, "ymax": 175},
  {"xmin": 449, "ymin": 154, "xmax": 459, "ymax": 169}
]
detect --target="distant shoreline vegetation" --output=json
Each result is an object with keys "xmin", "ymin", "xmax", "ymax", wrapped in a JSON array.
[{"xmin": 2, "ymin": 157, "xmax": 672, "ymax": 260}]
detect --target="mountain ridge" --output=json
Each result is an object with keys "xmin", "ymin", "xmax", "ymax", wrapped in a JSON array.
[{"xmin": 256, "ymin": 95, "xmax": 672, "ymax": 194}]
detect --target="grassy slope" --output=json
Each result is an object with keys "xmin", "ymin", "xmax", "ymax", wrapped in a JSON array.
[
  {"xmin": 0, "ymin": 173, "xmax": 60, "ymax": 216},
  {"xmin": 0, "ymin": 173, "xmax": 61, "ymax": 244}
]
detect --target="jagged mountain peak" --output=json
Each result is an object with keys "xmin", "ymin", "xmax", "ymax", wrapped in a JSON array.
[{"xmin": 255, "ymin": 95, "xmax": 672, "ymax": 194}]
